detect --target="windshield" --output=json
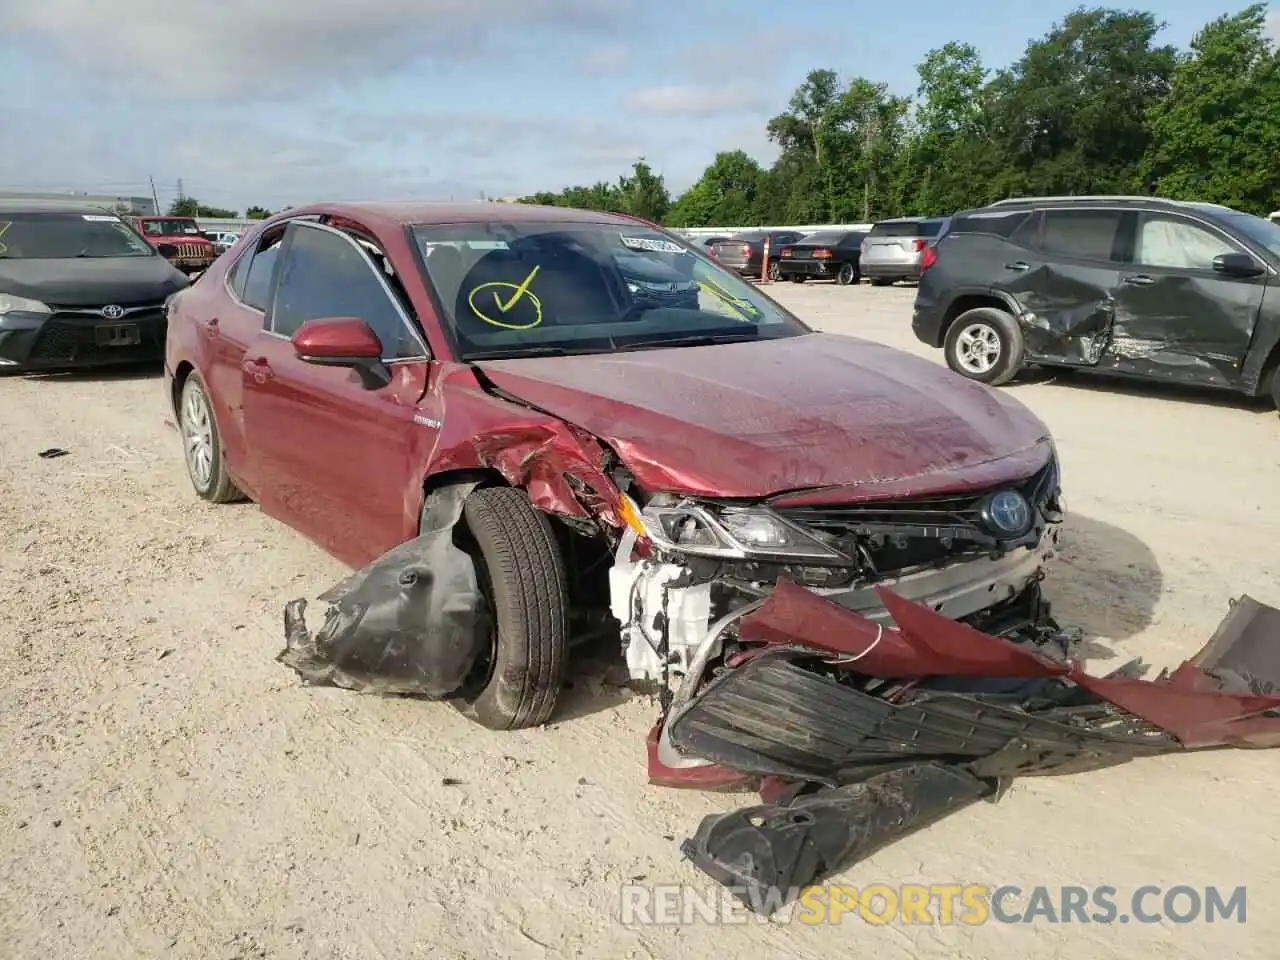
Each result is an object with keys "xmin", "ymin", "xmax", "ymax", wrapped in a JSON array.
[
  {"xmin": 140, "ymin": 218, "xmax": 202, "ymax": 237},
  {"xmin": 411, "ymin": 220, "xmax": 808, "ymax": 361},
  {"xmin": 1223, "ymin": 212, "xmax": 1280, "ymax": 259},
  {"xmin": 0, "ymin": 212, "xmax": 155, "ymax": 260}
]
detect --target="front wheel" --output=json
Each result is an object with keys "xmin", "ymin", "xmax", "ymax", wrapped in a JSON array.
[
  {"xmin": 1269, "ymin": 364, "xmax": 1280, "ymax": 413},
  {"xmin": 767, "ymin": 261, "xmax": 781, "ymax": 281},
  {"xmin": 943, "ymin": 307, "xmax": 1025, "ymax": 386},
  {"xmin": 451, "ymin": 487, "xmax": 569, "ymax": 730},
  {"xmin": 836, "ymin": 263, "xmax": 858, "ymax": 285}
]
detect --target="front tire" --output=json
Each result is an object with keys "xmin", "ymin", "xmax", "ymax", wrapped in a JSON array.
[
  {"xmin": 1269, "ymin": 364, "xmax": 1280, "ymax": 413},
  {"xmin": 943, "ymin": 307, "xmax": 1025, "ymax": 386},
  {"xmin": 451, "ymin": 487, "xmax": 569, "ymax": 730},
  {"xmin": 836, "ymin": 263, "xmax": 858, "ymax": 285},
  {"xmin": 767, "ymin": 261, "xmax": 781, "ymax": 281},
  {"xmin": 179, "ymin": 373, "xmax": 243, "ymax": 502}
]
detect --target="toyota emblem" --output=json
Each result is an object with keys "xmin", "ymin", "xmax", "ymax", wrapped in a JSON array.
[
  {"xmin": 982, "ymin": 489, "xmax": 1033, "ymax": 537},
  {"xmin": 101, "ymin": 304, "xmax": 125, "ymax": 320}
]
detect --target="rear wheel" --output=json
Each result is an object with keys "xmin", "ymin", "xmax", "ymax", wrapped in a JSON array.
[
  {"xmin": 451, "ymin": 486, "xmax": 569, "ymax": 730},
  {"xmin": 179, "ymin": 374, "xmax": 243, "ymax": 503},
  {"xmin": 836, "ymin": 263, "xmax": 858, "ymax": 285},
  {"xmin": 943, "ymin": 306, "xmax": 1025, "ymax": 386},
  {"xmin": 768, "ymin": 261, "xmax": 781, "ymax": 281}
]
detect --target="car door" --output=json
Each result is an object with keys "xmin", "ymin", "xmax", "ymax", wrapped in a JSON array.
[
  {"xmin": 240, "ymin": 219, "xmax": 436, "ymax": 568},
  {"xmin": 1104, "ymin": 210, "xmax": 1265, "ymax": 386},
  {"xmin": 1004, "ymin": 208, "xmax": 1127, "ymax": 366},
  {"xmin": 201, "ymin": 225, "xmax": 285, "ymax": 491}
]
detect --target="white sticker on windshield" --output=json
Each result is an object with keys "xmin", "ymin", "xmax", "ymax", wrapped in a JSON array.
[
  {"xmin": 82, "ymin": 214, "xmax": 121, "ymax": 222},
  {"xmin": 620, "ymin": 235, "xmax": 687, "ymax": 254}
]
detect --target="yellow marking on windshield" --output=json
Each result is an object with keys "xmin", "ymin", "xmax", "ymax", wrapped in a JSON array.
[
  {"xmin": 468, "ymin": 267, "xmax": 544, "ymax": 330},
  {"xmin": 697, "ymin": 279, "xmax": 755, "ymax": 320},
  {"xmin": 0, "ymin": 221, "xmax": 9, "ymax": 255}
]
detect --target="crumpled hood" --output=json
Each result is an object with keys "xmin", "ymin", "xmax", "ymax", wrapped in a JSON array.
[{"xmin": 475, "ymin": 332, "xmax": 1053, "ymax": 501}]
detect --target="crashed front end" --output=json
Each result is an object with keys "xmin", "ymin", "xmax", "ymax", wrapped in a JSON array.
[
  {"xmin": 607, "ymin": 454, "xmax": 1067, "ymax": 783},
  {"xmin": 670, "ymin": 584, "xmax": 1280, "ymax": 913}
]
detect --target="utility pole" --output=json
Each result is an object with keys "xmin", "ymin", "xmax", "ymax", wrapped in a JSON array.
[
  {"xmin": 862, "ymin": 116, "xmax": 873, "ymax": 223},
  {"xmin": 176, "ymin": 178, "xmax": 185, "ymax": 207},
  {"xmin": 148, "ymin": 176, "xmax": 160, "ymax": 215}
]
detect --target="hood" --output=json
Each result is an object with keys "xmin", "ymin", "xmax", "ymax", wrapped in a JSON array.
[
  {"xmin": 0, "ymin": 255, "xmax": 189, "ymax": 307},
  {"xmin": 475, "ymin": 332, "xmax": 1053, "ymax": 501}
]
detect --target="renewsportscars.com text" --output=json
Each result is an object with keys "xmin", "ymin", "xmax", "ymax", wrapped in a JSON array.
[{"xmin": 619, "ymin": 883, "xmax": 1248, "ymax": 926}]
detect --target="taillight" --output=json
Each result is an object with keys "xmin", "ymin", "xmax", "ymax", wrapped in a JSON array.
[
  {"xmin": 921, "ymin": 246, "xmax": 937, "ymax": 271},
  {"xmin": 741, "ymin": 244, "xmax": 752, "ymax": 256},
  {"xmin": 912, "ymin": 238, "xmax": 926, "ymax": 253},
  {"xmin": 780, "ymin": 247, "xmax": 793, "ymax": 258},
  {"xmin": 813, "ymin": 248, "xmax": 832, "ymax": 259}
]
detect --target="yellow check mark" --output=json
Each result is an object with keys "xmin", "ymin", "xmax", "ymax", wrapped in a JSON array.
[{"xmin": 493, "ymin": 264, "xmax": 541, "ymax": 313}]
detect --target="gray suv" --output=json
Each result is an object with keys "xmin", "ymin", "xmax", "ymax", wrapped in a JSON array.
[{"xmin": 860, "ymin": 217, "xmax": 949, "ymax": 285}]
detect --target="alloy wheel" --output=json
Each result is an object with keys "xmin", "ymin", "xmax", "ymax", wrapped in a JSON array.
[
  {"xmin": 181, "ymin": 381, "xmax": 215, "ymax": 491},
  {"xmin": 955, "ymin": 322, "xmax": 1003, "ymax": 375}
]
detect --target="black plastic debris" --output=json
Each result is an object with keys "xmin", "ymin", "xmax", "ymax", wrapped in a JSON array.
[
  {"xmin": 37, "ymin": 448, "xmax": 70, "ymax": 459},
  {"xmin": 277, "ymin": 483, "xmax": 493, "ymax": 697}
]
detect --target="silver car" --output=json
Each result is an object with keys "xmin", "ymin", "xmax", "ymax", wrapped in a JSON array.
[{"xmin": 860, "ymin": 217, "xmax": 949, "ymax": 285}]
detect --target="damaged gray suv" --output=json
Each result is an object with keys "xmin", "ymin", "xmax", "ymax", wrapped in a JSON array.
[{"xmin": 912, "ymin": 195, "xmax": 1280, "ymax": 411}]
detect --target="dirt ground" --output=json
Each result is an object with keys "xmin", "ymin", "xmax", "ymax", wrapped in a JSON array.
[{"xmin": 2, "ymin": 282, "xmax": 1278, "ymax": 959}]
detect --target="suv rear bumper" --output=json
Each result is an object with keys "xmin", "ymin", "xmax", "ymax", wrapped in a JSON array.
[{"xmin": 862, "ymin": 260, "xmax": 922, "ymax": 280}]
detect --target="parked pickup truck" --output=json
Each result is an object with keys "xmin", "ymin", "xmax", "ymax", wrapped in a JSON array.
[{"xmin": 125, "ymin": 216, "xmax": 218, "ymax": 276}]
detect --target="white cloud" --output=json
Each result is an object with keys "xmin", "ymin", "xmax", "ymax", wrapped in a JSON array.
[
  {"xmin": 10, "ymin": 0, "xmax": 631, "ymax": 99},
  {"xmin": 624, "ymin": 85, "xmax": 766, "ymax": 118}
]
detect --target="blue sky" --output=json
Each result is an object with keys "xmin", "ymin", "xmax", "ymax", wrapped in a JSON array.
[{"xmin": 2, "ymin": 1, "xmax": 1275, "ymax": 213}]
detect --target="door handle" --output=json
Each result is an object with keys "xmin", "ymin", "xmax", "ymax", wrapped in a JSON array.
[
  {"xmin": 1122, "ymin": 275, "xmax": 1155, "ymax": 286},
  {"xmin": 1004, "ymin": 261, "xmax": 1031, "ymax": 271}
]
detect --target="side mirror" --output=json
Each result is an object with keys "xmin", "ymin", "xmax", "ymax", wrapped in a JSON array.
[
  {"xmin": 1213, "ymin": 252, "xmax": 1265, "ymax": 278},
  {"xmin": 290, "ymin": 316, "xmax": 391, "ymax": 390},
  {"xmin": 156, "ymin": 243, "xmax": 179, "ymax": 258}
]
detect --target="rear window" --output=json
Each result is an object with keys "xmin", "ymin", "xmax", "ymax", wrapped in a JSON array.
[
  {"xmin": 799, "ymin": 231, "xmax": 847, "ymax": 246},
  {"xmin": 869, "ymin": 220, "xmax": 944, "ymax": 238},
  {"xmin": 950, "ymin": 211, "xmax": 1030, "ymax": 239}
]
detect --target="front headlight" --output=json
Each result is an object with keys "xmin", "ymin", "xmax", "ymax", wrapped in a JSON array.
[
  {"xmin": 0, "ymin": 293, "xmax": 52, "ymax": 316},
  {"xmin": 623, "ymin": 494, "xmax": 846, "ymax": 561}
]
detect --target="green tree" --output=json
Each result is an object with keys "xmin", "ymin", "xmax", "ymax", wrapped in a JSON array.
[
  {"xmin": 245, "ymin": 205, "xmax": 273, "ymax": 219},
  {"xmin": 1142, "ymin": 3, "xmax": 1280, "ymax": 213},
  {"xmin": 666, "ymin": 150, "xmax": 766, "ymax": 227},
  {"xmin": 166, "ymin": 197, "xmax": 238, "ymax": 218},
  {"xmin": 615, "ymin": 159, "xmax": 671, "ymax": 222}
]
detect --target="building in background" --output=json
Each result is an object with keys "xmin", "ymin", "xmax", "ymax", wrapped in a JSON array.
[{"xmin": 0, "ymin": 190, "xmax": 157, "ymax": 216}]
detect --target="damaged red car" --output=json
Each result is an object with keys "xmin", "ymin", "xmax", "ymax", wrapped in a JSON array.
[{"xmin": 164, "ymin": 202, "xmax": 1280, "ymax": 908}]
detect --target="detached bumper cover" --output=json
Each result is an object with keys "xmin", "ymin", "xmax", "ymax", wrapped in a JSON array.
[{"xmin": 674, "ymin": 581, "xmax": 1280, "ymax": 913}]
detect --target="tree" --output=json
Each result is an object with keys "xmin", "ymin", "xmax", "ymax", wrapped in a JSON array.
[
  {"xmin": 511, "ymin": 5, "xmax": 1279, "ymax": 227},
  {"xmin": 166, "ymin": 196, "xmax": 238, "ymax": 218},
  {"xmin": 1142, "ymin": 3, "xmax": 1280, "ymax": 213},
  {"xmin": 245, "ymin": 205, "xmax": 273, "ymax": 219}
]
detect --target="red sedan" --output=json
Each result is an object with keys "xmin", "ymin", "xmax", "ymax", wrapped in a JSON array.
[{"xmin": 164, "ymin": 201, "xmax": 1065, "ymax": 735}]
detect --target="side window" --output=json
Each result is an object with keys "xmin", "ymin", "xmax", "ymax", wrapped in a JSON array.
[
  {"xmin": 226, "ymin": 249, "xmax": 251, "ymax": 298},
  {"xmin": 1039, "ymin": 210, "xmax": 1123, "ymax": 262},
  {"xmin": 1134, "ymin": 215, "xmax": 1238, "ymax": 271},
  {"xmin": 241, "ymin": 234, "xmax": 284, "ymax": 311},
  {"xmin": 269, "ymin": 224, "xmax": 422, "ymax": 359}
]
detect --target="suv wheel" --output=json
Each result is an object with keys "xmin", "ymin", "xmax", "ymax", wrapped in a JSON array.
[
  {"xmin": 1270, "ymin": 364, "xmax": 1280, "ymax": 412},
  {"xmin": 944, "ymin": 307, "xmax": 1025, "ymax": 386},
  {"xmin": 836, "ymin": 263, "xmax": 858, "ymax": 285}
]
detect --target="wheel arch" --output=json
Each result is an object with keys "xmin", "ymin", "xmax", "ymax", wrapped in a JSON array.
[{"xmin": 937, "ymin": 290, "xmax": 1022, "ymax": 348}]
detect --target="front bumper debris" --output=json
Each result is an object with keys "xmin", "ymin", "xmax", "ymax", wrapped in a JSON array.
[
  {"xmin": 671, "ymin": 582, "xmax": 1280, "ymax": 914},
  {"xmin": 277, "ymin": 482, "xmax": 492, "ymax": 697}
]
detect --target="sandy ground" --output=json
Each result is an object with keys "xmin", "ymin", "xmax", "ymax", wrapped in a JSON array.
[{"xmin": 2, "ymin": 282, "xmax": 1278, "ymax": 959}]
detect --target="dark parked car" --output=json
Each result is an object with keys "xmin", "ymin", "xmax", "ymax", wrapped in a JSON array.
[
  {"xmin": 0, "ymin": 200, "xmax": 190, "ymax": 370},
  {"xmin": 912, "ymin": 195, "xmax": 1280, "ymax": 410},
  {"xmin": 777, "ymin": 230, "xmax": 868, "ymax": 285},
  {"xmin": 709, "ymin": 230, "xmax": 806, "ymax": 280},
  {"xmin": 164, "ymin": 200, "xmax": 1065, "ymax": 740},
  {"xmin": 860, "ymin": 217, "xmax": 949, "ymax": 285}
]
